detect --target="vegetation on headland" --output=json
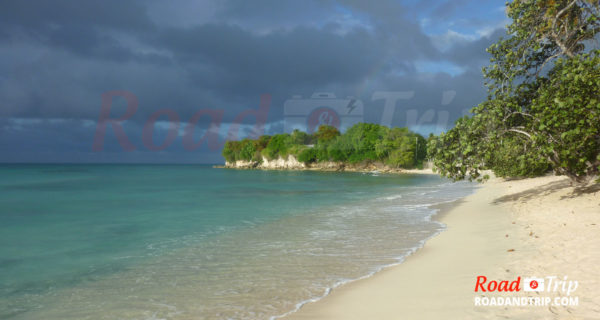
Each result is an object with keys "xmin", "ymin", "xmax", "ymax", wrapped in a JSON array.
[
  {"xmin": 428, "ymin": 0, "xmax": 600, "ymax": 183},
  {"xmin": 223, "ymin": 123, "xmax": 428, "ymax": 169}
]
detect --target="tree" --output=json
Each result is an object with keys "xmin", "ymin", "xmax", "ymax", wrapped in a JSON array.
[
  {"xmin": 222, "ymin": 140, "xmax": 242, "ymax": 163},
  {"xmin": 327, "ymin": 135, "xmax": 352, "ymax": 162},
  {"xmin": 530, "ymin": 52, "xmax": 600, "ymax": 180},
  {"xmin": 484, "ymin": 138, "xmax": 551, "ymax": 178},
  {"xmin": 239, "ymin": 139, "xmax": 256, "ymax": 161},
  {"xmin": 485, "ymin": 0, "xmax": 600, "ymax": 87},
  {"xmin": 254, "ymin": 135, "xmax": 271, "ymax": 151},
  {"xmin": 313, "ymin": 125, "xmax": 340, "ymax": 144},
  {"xmin": 377, "ymin": 127, "xmax": 427, "ymax": 168},
  {"xmin": 430, "ymin": 0, "xmax": 600, "ymax": 183},
  {"xmin": 263, "ymin": 134, "xmax": 292, "ymax": 159},
  {"xmin": 291, "ymin": 129, "xmax": 310, "ymax": 145},
  {"xmin": 428, "ymin": 116, "xmax": 490, "ymax": 181},
  {"xmin": 223, "ymin": 123, "xmax": 431, "ymax": 168},
  {"xmin": 298, "ymin": 148, "xmax": 317, "ymax": 164}
]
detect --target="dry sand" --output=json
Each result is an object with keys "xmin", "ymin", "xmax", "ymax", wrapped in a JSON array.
[{"xmin": 285, "ymin": 175, "xmax": 600, "ymax": 320}]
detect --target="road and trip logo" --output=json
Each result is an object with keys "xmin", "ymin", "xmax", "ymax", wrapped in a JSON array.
[
  {"xmin": 474, "ymin": 276, "xmax": 579, "ymax": 307},
  {"xmin": 283, "ymin": 92, "xmax": 363, "ymax": 133}
]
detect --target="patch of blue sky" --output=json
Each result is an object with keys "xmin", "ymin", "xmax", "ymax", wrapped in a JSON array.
[
  {"xmin": 402, "ymin": 0, "xmax": 509, "ymax": 39},
  {"xmin": 414, "ymin": 60, "xmax": 465, "ymax": 76}
]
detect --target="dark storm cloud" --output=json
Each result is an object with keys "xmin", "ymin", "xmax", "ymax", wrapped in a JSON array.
[
  {"xmin": 0, "ymin": 0, "xmax": 155, "ymax": 60},
  {"xmin": 217, "ymin": 0, "xmax": 338, "ymax": 25},
  {"xmin": 445, "ymin": 28, "xmax": 504, "ymax": 70},
  {"xmin": 157, "ymin": 24, "xmax": 382, "ymax": 90},
  {"xmin": 0, "ymin": 0, "xmax": 507, "ymax": 162},
  {"xmin": 0, "ymin": 0, "xmax": 152, "ymax": 30},
  {"xmin": 430, "ymin": 0, "xmax": 472, "ymax": 19}
]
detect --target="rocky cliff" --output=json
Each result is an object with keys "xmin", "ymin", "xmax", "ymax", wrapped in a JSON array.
[{"xmin": 223, "ymin": 155, "xmax": 421, "ymax": 173}]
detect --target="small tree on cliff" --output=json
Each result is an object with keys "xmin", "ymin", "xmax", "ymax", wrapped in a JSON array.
[{"xmin": 313, "ymin": 125, "xmax": 340, "ymax": 144}]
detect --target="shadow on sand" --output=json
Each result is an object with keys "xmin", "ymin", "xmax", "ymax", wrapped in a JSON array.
[{"xmin": 492, "ymin": 177, "xmax": 599, "ymax": 204}]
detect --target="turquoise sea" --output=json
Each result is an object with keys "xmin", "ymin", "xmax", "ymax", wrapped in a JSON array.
[{"xmin": 0, "ymin": 165, "xmax": 473, "ymax": 320}]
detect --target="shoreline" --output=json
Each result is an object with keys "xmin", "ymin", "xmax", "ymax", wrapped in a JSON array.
[
  {"xmin": 284, "ymin": 175, "xmax": 600, "ymax": 319},
  {"xmin": 284, "ymin": 178, "xmax": 511, "ymax": 319},
  {"xmin": 214, "ymin": 164, "xmax": 436, "ymax": 175},
  {"xmin": 217, "ymin": 155, "xmax": 436, "ymax": 174},
  {"xmin": 271, "ymin": 196, "xmax": 469, "ymax": 320}
]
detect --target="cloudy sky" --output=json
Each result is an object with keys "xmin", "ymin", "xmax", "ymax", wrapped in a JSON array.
[{"xmin": 0, "ymin": 0, "xmax": 509, "ymax": 163}]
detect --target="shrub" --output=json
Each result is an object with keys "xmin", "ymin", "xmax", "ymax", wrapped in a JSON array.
[{"xmin": 298, "ymin": 148, "xmax": 317, "ymax": 164}]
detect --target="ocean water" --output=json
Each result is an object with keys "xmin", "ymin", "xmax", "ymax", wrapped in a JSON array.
[{"xmin": 0, "ymin": 164, "xmax": 474, "ymax": 320}]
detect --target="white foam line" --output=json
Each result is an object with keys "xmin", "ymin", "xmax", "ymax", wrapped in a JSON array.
[
  {"xmin": 270, "ymin": 201, "xmax": 464, "ymax": 320},
  {"xmin": 377, "ymin": 194, "xmax": 403, "ymax": 201},
  {"xmin": 269, "ymin": 183, "xmax": 475, "ymax": 320},
  {"xmin": 270, "ymin": 226, "xmax": 447, "ymax": 320}
]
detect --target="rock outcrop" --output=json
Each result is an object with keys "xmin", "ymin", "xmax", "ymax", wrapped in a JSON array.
[
  {"xmin": 225, "ymin": 155, "xmax": 307, "ymax": 170},
  {"xmin": 223, "ymin": 155, "xmax": 420, "ymax": 173}
]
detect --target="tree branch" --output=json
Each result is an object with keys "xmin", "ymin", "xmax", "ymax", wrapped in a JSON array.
[
  {"xmin": 550, "ymin": 0, "xmax": 579, "ymax": 57},
  {"xmin": 553, "ymin": 0, "xmax": 579, "ymax": 31},
  {"xmin": 535, "ymin": 52, "xmax": 562, "ymax": 77},
  {"xmin": 507, "ymin": 128, "xmax": 533, "ymax": 139}
]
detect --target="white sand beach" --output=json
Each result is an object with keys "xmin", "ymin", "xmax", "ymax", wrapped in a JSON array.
[{"xmin": 286, "ymin": 175, "xmax": 600, "ymax": 319}]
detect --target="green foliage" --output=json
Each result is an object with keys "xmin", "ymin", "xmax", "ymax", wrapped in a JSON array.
[
  {"xmin": 222, "ymin": 140, "xmax": 241, "ymax": 163},
  {"xmin": 486, "ymin": 139, "xmax": 551, "ymax": 178},
  {"xmin": 255, "ymin": 135, "xmax": 271, "ymax": 151},
  {"xmin": 429, "ymin": 1, "xmax": 600, "ymax": 183},
  {"xmin": 342, "ymin": 123, "xmax": 387, "ymax": 163},
  {"xmin": 313, "ymin": 125, "xmax": 340, "ymax": 143},
  {"xmin": 263, "ymin": 134, "xmax": 292, "ymax": 160},
  {"xmin": 287, "ymin": 144, "xmax": 307, "ymax": 158},
  {"xmin": 239, "ymin": 139, "xmax": 256, "ymax": 161},
  {"xmin": 297, "ymin": 148, "xmax": 317, "ymax": 163},
  {"xmin": 530, "ymin": 52, "xmax": 600, "ymax": 180},
  {"xmin": 485, "ymin": 0, "xmax": 599, "ymax": 93},
  {"xmin": 428, "ymin": 116, "xmax": 489, "ymax": 181},
  {"xmin": 387, "ymin": 149, "xmax": 414, "ymax": 168},
  {"xmin": 314, "ymin": 144, "xmax": 330, "ymax": 162},
  {"xmin": 327, "ymin": 136, "xmax": 352, "ymax": 162},
  {"xmin": 222, "ymin": 135, "xmax": 272, "ymax": 163},
  {"xmin": 316, "ymin": 123, "xmax": 427, "ymax": 167},
  {"xmin": 222, "ymin": 123, "xmax": 428, "ymax": 169},
  {"xmin": 291, "ymin": 129, "xmax": 311, "ymax": 145},
  {"xmin": 378, "ymin": 127, "xmax": 427, "ymax": 168}
]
